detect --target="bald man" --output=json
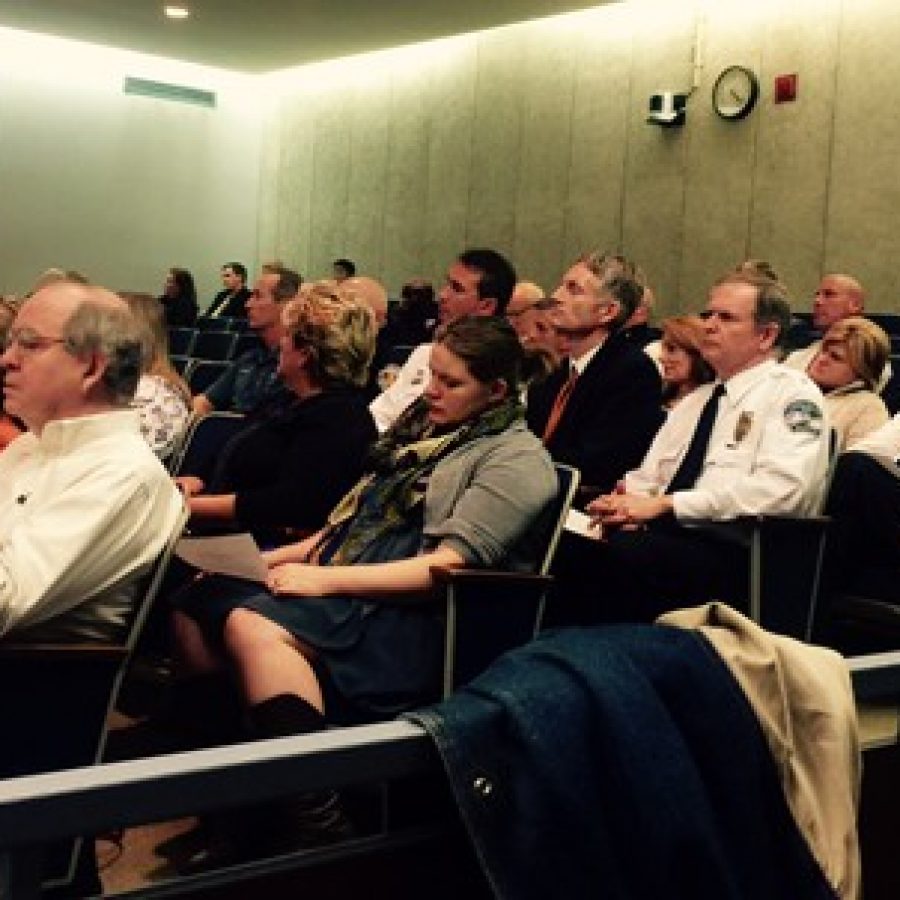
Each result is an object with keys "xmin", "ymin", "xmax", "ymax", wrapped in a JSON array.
[
  {"xmin": 344, "ymin": 275, "xmax": 388, "ymax": 328},
  {"xmin": 783, "ymin": 273, "xmax": 891, "ymax": 391},
  {"xmin": 0, "ymin": 282, "xmax": 182, "ymax": 640},
  {"xmin": 506, "ymin": 281, "xmax": 560, "ymax": 361}
]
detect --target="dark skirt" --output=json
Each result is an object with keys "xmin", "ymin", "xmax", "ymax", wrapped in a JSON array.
[{"xmin": 175, "ymin": 574, "xmax": 444, "ymax": 723}]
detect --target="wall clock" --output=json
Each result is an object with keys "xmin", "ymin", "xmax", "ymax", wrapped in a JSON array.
[{"xmin": 712, "ymin": 66, "xmax": 759, "ymax": 120}]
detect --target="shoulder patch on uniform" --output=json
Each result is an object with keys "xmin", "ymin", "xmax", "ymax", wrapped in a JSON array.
[{"xmin": 783, "ymin": 399, "xmax": 823, "ymax": 436}]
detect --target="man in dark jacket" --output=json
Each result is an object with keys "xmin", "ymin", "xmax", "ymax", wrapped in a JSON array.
[
  {"xmin": 527, "ymin": 252, "xmax": 664, "ymax": 494},
  {"xmin": 207, "ymin": 262, "xmax": 252, "ymax": 319}
]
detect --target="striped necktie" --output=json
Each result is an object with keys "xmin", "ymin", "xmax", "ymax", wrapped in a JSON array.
[{"xmin": 542, "ymin": 366, "xmax": 578, "ymax": 445}]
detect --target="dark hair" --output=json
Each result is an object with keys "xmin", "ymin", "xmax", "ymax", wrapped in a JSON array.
[
  {"xmin": 169, "ymin": 268, "xmax": 196, "ymax": 304},
  {"xmin": 333, "ymin": 258, "xmax": 356, "ymax": 278},
  {"xmin": 714, "ymin": 271, "xmax": 793, "ymax": 350},
  {"xmin": 457, "ymin": 248, "xmax": 517, "ymax": 314},
  {"xmin": 223, "ymin": 262, "xmax": 247, "ymax": 282},
  {"xmin": 274, "ymin": 268, "xmax": 302, "ymax": 302},
  {"xmin": 603, "ymin": 275, "xmax": 644, "ymax": 331},
  {"xmin": 435, "ymin": 315, "xmax": 524, "ymax": 394}
]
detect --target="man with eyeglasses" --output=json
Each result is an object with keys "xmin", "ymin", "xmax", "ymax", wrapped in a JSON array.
[
  {"xmin": 0, "ymin": 281, "xmax": 182, "ymax": 640},
  {"xmin": 548, "ymin": 270, "xmax": 829, "ymax": 626},
  {"xmin": 526, "ymin": 253, "xmax": 664, "ymax": 494}
]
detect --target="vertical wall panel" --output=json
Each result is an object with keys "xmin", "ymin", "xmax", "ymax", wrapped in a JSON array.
[
  {"xmin": 623, "ymin": 8, "xmax": 694, "ymax": 314},
  {"xmin": 345, "ymin": 81, "xmax": 391, "ymax": 279},
  {"xmin": 562, "ymin": 8, "xmax": 633, "ymax": 274},
  {"xmin": 826, "ymin": 0, "xmax": 900, "ymax": 308},
  {"xmin": 750, "ymin": 1, "xmax": 841, "ymax": 307},
  {"xmin": 308, "ymin": 91, "xmax": 352, "ymax": 278},
  {"xmin": 381, "ymin": 67, "xmax": 430, "ymax": 293},
  {"xmin": 422, "ymin": 43, "xmax": 478, "ymax": 289},
  {"xmin": 466, "ymin": 28, "xmax": 523, "ymax": 257},
  {"xmin": 267, "ymin": 94, "xmax": 315, "ymax": 275},
  {"xmin": 511, "ymin": 21, "xmax": 577, "ymax": 291},
  {"xmin": 675, "ymin": 9, "xmax": 759, "ymax": 315}
]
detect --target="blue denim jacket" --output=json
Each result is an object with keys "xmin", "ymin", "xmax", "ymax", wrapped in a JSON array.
[{"xmin": 409, "ymin": 625, "xmax": 837, "ymax": 900}]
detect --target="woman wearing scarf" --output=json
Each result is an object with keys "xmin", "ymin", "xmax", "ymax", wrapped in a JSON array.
[{"xmin": 167, "ymin": 315, "xmax": 557, "ymax": 869}]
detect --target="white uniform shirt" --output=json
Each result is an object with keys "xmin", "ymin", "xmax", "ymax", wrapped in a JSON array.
[
  {"xmin": 370, "ymin": 342, "xmax": 432, "ymax": 433},
  {"xmin": 0, "ymin": 410, "xmax": 183, "ymax": 640},
  {"xmin": 625, "ymin": 359, "xmax": 830, "ymax": 520}
]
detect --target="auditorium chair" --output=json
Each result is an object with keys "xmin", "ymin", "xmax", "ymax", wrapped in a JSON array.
[{"xmin": 0, "ymin": 504, "xmax": 188, "ymax": 892}]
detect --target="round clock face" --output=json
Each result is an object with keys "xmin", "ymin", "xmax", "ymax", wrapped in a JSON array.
[{"xmin": 712, "ymin": 66, "xmax": 759, "ymax": 120}]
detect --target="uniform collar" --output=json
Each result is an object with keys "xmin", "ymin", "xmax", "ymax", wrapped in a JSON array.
[{"xmin": 719, "ymin": 358, "xmax": 778, "ymax": 405}]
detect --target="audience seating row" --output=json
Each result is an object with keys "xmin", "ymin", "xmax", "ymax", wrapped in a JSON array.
[
  {"xmin": 194, "ymin": 315, "xmax": 248, "ymax": 332},
  {"xmin": 168, "ymin": 327, "xmax": 262, "ymax": 361}
]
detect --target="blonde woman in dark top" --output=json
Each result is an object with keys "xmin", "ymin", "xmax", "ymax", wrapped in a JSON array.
[{"xmin": 176, "ymin": 283, "xmax": 377, "ymax": 543}]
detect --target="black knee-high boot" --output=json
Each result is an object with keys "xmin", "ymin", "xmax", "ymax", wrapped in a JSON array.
[
  {"xmin": 177, "ymin": 694, "xmax": 353, "ymax": 875},
  {"xmin": 246, "ymin": 694, "xmax": 354, "ymax": 846}
]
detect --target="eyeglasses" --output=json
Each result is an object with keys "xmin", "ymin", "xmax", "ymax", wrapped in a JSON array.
[{"xmin": 2, "ymin": 328, "xmax": 68, "ymax": 353}]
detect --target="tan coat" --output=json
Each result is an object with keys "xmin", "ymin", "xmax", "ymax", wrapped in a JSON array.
[
  {"xmin": 660, "ymin": 602, "xmax": 861, "ymax": 900},
  {"xmin": 824, "ymin": 381, "xmax": 889, "ymax": 453}
]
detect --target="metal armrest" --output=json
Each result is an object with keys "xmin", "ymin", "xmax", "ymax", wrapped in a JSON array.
[
  {"xmin": 0, "ymin": 642, "xmax": 127, "ymax": 663},
  {"xmin": 430, "ymin": 566, "xmax": 553, "ymax": 587}
]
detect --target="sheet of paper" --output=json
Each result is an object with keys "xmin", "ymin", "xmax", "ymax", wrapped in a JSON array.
[
  {"xmin": 564, "ymin": 508, "xmax": 601, "ymax": 541},
  {"xmin": 175, "ymin": 533, "xmax": 268, "ymax": 583}
]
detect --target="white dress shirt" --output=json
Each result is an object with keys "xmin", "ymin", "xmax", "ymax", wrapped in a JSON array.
[{"xmin": 625, "ymin": 359, "xmax": 830, "ymax": 520}]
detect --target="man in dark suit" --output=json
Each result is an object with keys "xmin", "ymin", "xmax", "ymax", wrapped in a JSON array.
[
  {"xmin": 527, "ymin": 253, "xmax": 664, "ymax": 494},
  {"xmin": 207, "ymin": 261, "xmax": 252, "ymax": 319}
]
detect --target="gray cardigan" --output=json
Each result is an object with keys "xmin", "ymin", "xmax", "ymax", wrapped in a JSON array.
[{"xmin": 422, "ymin": 420, "xmax": 557, "ymax": 570}]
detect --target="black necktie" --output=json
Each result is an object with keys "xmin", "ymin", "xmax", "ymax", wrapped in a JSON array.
[{"xmin": 665, "ymin": 383, "xmax": 726, "ymax": 494}]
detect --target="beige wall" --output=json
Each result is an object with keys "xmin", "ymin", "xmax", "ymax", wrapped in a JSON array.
[
  {"xmin": 0, "ymin": 33, "xmax": 262, "ymax": 304},
  {"xmin": 259, "ymin": 0, "xmax": 900, "ymax": 315}
]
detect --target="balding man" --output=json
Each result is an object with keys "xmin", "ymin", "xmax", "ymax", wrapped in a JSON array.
[
  {"xmin": 0, "ymin": 282, "xmax": 182, "ymax": 640},
  {"xmin": 785, "ymin": 274, "xmax": 864, "ymax": 368},
  {"xmin": 344, "ymin": 276, "xmax": 388, "ymax": 328},
  {"xmin": 784, "ymin": 273, "xmax": 891, "ymax": 392},
  {"xmin": 505, "ymin": 281, "xmax": 559, "ymax": 362}
]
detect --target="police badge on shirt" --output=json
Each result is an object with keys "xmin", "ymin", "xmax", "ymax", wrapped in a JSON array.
[{"xmin": 783, "ymin": 399, "xmax": 823, "ymax": 436}]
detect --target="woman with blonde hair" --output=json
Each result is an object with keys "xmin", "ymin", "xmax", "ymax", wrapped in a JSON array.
[
  {"xmin": 659, "ymin": 315, "xmax": 714, "ymax": 409},
  {"xmin": 807, "ymin": 316, "xmax": 890, "ymax": 451},
  {"xmin": 120, "ymin": 292, "xmax": 192, "ymax": 460},
  {"xmin": 176, "ymin": 282, "xmax": 377, "ymax": 543}
]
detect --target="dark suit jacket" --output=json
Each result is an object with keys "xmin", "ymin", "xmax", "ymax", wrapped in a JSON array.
[
  {"xmin": 526, "ymin": 329, "xmax": 664, "ymax": 492},
  {"xmin": 208, "ymin": 286, "xmax": 251, "ymax": 318}
]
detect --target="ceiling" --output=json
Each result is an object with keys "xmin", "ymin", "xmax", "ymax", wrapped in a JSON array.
[{"xmin": 0, "ymin": 0, "xmax": 612, "ymax": 74}]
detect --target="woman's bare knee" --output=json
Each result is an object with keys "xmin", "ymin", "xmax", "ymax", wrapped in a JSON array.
[{"xmin": 223, "ymin": 608, "xmax": 291, "ymax": 657}]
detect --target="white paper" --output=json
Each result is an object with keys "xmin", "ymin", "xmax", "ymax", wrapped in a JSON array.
[
  {"xmin": 564, "ymin": 508, "xmax": 602, "ymax": 540},
  {"xmin": 175, "ymin": 533, "xmax": 268, "ymax": 583}
]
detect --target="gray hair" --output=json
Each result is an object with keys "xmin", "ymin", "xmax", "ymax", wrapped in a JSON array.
[
  {"xmin": 714, "ymin": 271, "xmax": 793, "ymax": 350},
  {"xmin": 62, "ymin": 301, "xmax": 147, "ymax": 403}
]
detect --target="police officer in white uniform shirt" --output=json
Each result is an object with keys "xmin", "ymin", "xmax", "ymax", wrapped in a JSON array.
[{"xmin": 547, "ymin": 271, "xmax": 829, "ymax": 626}]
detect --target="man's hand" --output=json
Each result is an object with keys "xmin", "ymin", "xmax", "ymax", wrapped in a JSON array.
[
  {"xmin": 175, "ymin": 476, "xmax": 204, "ymax": 498},
  {"xmin": 587, "ymin": 492, "xmax": 673, "ymax": 533}
]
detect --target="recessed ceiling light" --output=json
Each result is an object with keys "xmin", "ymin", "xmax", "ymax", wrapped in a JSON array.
[{"xmin": 164, "ymin": 5, "xmax": 190, "ymax": 19}]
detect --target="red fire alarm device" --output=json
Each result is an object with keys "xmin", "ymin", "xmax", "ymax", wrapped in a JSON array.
[{"xmin": 775, "ymin": 73, "xmax": 798, "ymax": 103}]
